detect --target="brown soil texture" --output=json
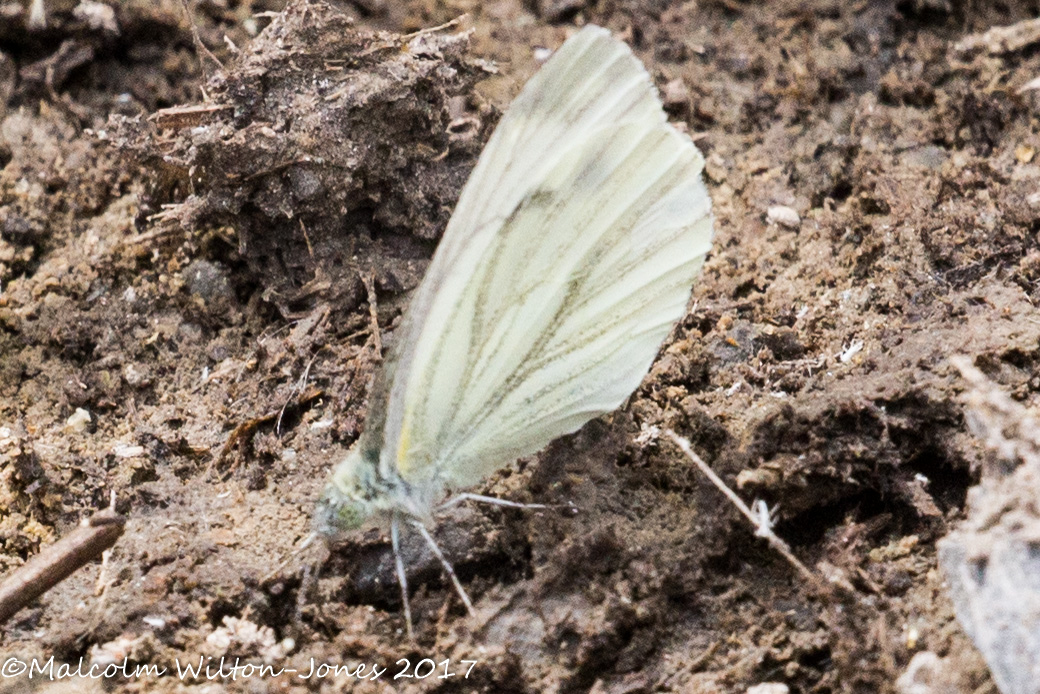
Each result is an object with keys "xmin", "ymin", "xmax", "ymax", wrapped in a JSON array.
[{"xmin": 1, "ymin": 0, "xmax": 1038, "ymax": 691}]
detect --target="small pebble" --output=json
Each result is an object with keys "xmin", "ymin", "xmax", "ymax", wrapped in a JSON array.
[
  {"xmin": 767, "ymin": 205, "xmax": 801, "ymax": 228},
  {"xmin": 65, "ymin": 407, "xmax": 91, "ymax": 432},
  {"xmin": 747, "ymin": 684, "xmax": 789, "ymax": 694}
]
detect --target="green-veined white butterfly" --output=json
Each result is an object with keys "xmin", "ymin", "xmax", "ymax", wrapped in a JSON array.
[{"xmin": 314, "ymin": 24, "xmax": 714, "ymax": 634}]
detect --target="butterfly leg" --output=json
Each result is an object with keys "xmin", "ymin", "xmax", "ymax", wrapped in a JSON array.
[
  {"xmin": 409, "ymin": 520, "xmax": 476, "ymax": 618},
  {"xmin": 438, "ymin": 492, "xmax": 547, "ymax": 511},
  {"xmin": 390, "ymin": 513, "xmax": 415, "ymax": 639}
]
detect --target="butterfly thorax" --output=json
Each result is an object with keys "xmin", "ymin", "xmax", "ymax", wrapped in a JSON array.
[{"xmin": 313, "ymin": 442, "xmax": 437, "ymax": 538}]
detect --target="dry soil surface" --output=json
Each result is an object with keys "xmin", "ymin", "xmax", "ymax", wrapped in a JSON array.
[{"xmin": 2, "ymin": 0, "xmax": 1040, "ymax": 692}]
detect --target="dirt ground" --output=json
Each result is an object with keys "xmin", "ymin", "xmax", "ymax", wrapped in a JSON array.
[{"xmin": 2, "ymin": 0, "xmax": 1040, "ymax": 691}]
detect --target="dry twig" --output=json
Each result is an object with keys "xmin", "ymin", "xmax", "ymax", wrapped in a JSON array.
[
  {"xmin": 665, "ymin": 429, "xmax": 820, "ymax": 587},
  {"xmin": 0, "ymin": 508, "xmax": 125, "ymax": 625},
  {"xmin": 953, "ymin": 16, "xmax": 1040, "ymax": 55}
]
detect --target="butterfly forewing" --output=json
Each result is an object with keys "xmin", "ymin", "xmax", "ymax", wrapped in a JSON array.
[
  {"xmin": 377, "ymin": 26, "xmax": 713, "ymax": 491},
  {"xmin": 436, "ymin": 124, "xmax": 711, "ymax": 485},
  {"xmin": 374, "ymin": 27, "xmax": 666, "ymax": 474}
]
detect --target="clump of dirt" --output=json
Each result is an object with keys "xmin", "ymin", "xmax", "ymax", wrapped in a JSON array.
[
  {"xmin": 2, "ymin": 0, "xmax": 1040, "ymax": 692},
  {"xmin": 113, "ymin": 0, "xmax": 493, "ymax": 317}
]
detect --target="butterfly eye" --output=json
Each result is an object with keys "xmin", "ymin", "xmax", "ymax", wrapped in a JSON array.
[
  {"xmin": 314, "ymin": 489, "xmax": 369, "ymax": 535},
  {"xmin": 331, "ymin": 500, "xmax": 368, "ymax": 533}
]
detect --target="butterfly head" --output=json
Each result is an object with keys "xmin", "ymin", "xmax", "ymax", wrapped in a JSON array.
[{"xmin": 313, "ymin": 445, "xmax": 383, "ymax": 537}]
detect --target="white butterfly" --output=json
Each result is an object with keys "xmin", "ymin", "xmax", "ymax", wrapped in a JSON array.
[{"xmin": 314, "ymin": 24, "xmax": 714, "ymax": 634}]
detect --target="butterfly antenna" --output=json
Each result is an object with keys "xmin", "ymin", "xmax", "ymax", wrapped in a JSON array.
[
  {"xmin": 256, "ymin": 531, "xmax": 328, "ymax": 629},
  {"xmin": 261, "ymin": 531, "xmax": 320, "ymax": 582},
  {"xmin": 390, "ymin": 514, "xmax": 415, "ymax": 640},
  {"xmin": 410, "ymin": 520, "xmax": 476, "ymax": 618},
  {"xmin": 297, "ymin": 561, "xmax": 314, "ymax": 625}
]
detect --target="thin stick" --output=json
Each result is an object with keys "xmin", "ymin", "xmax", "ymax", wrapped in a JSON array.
[
  {"xmin": 390, "ymin": 514, "xmax": 414, "ymax": 640},
  {"xmin": 400, "ymin": 15, "xmax": 467, "ymax": 41},
  {"xmin": 360, "ymin": 272, "xmax": 382, "ymax": 357},
  {"xmin": 664, "ymin": 429, "xmax": 819, "ymax": 586},
  {"xmin": 179, "ymin": 0, "xmax": 224, "ymax": 73},
  {"xmin": 299, "ymin": 219, "xmax": 314, "ymax": 260},
  {"xmin": 276, "ymin": 352, "xmax": 320, "ymax": 436},
  {"xmin": 0, "ymin": 508, "xmax": 125, "ymax": 625}
]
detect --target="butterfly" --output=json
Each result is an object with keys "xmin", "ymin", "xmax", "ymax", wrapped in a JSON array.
[{"xmin": 313, "ymin": 24, "xmax": 714, "ymax": 636}]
